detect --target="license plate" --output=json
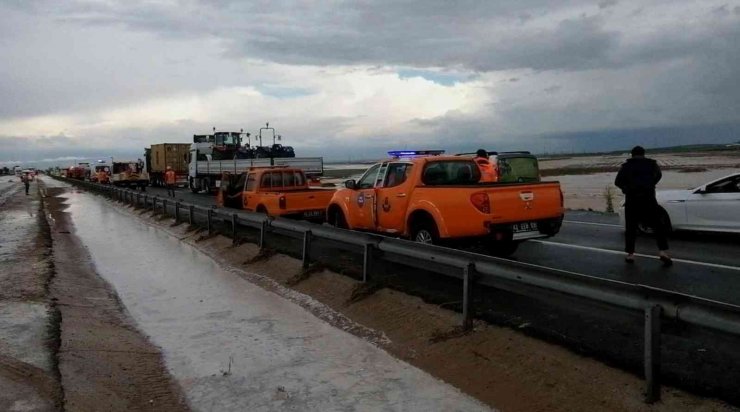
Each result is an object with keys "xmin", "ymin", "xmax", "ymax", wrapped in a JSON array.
[
  {"xmin": 214, "ymin": 180, "xmax": 221, "ymax": 188},
  {"xmin": 513, "ymin": 221, "xmax": 538, "ymax": 233},
  {"xmin": 303, "ymin": 210, "xmax": 324, "ymax": 218}
]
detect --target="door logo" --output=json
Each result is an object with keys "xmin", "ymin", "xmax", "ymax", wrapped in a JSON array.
[
  {"xmin": 382, "ymin": 197, "xmax": 391, "ymax": 212},
  {"xmin": 357, "ymin": 193, "xmax": 365, "ymax": 207}
]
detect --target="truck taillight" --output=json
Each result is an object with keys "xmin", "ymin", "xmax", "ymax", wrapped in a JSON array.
[
  {"xmin": 470, "ymin": 192, "xmax": 490, "ymax": 214},
  {"xmin": 279, "ymin": 196, "xmax": 286, "ymax": 209}
]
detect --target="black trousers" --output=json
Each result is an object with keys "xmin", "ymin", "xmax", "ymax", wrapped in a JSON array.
[
  {"xmin": 24, "ymin": 182, "xmax": 30, "ymax": 194},
  {"xmin": 166, "ymin": 184, "xmax": 175, "ymax": 197},
  {"xmin": 624, "ymin": 198, "xmax": 669, "ymax": 254}
]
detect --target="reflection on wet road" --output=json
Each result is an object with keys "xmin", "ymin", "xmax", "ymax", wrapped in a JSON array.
[{"xmin": 64, "ymin": 189, "xmax": 489, "ymax": 411}]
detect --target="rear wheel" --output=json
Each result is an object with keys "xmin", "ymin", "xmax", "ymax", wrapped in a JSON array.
[
  {"xmin": 256, "ymin": 205, "xmax": 269, "ymax": 217},
  {"xmin": 410, "ymin": 219, "xmax": 439, "ymax": 245},
  {"xmin": 190, "ymin": 178, "xmax": 198, "ymax": 193},
  {"xmin": 328, "ymin": 207, "xmax": 347, "ymax": 229}
]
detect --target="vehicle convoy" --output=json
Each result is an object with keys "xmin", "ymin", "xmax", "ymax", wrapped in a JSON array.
[
  {"xmin": 67, "ymin": 166, "xmax": 87, "ymax": 180},
  {"xmin": 619, "ymin": 172, "xmax": 740, "ymax": 234},
  {"xmin": 110, "ymin": 159, "xmax": 149, "ymax": 190},
  {"xmin": 326, "ymin": 150, "xmax": 564, "ymax": 256},
  {"xmin": 216, "ymin": 167, "xmax": 334, "ymax": 222},
  {"xmin": 189, "ymin": 124, "xmax": 323, "ymax": 193},
  {"xmin": 90, "ymin": 162, "xmax": 111, "ymax": 184},
  {"xmin": 145, "ymin": 143, "xmax": 190, "ymax": 187}
]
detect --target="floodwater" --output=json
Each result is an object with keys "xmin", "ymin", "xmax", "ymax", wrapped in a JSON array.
[
  {"xmin": 64, "ymin": 189, "xmax": 490, "ymax": 411},
  {"xmin": 554, "ymin": 168, "xmax": 740, "ymax": 211}
]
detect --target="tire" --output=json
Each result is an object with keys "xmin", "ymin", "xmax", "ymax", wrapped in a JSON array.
[
  {"xmin": 488, "ymin": 240, "xmax": 519, "ymax": 257},
  {"xmin": 410, "ymin": 219, "xmax": 439, "ymax": 245},
  {"xmin": 328, "ymin": 207, "xmax": 347, "ymax": 229},
  {"xmin": 256, "ymin": 205, "xmax": 269, "ymax": 217},
  {"xmin": 190, "ymin": 178, "xmax": 199, "ymax": 193}
]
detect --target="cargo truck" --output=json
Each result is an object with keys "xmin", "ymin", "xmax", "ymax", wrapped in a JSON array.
[
  {"xmin": 145, "ymin": 143, "xmax": 190, "ymax": 187},
  {"xmin": 188, "ymin": 125, "xmax": 323, "ymax": 193}
]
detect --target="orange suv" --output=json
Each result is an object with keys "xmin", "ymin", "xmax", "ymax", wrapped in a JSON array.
[{"xmin": 326, "ymin": 150, "xmax": 564, "ymax": 256}]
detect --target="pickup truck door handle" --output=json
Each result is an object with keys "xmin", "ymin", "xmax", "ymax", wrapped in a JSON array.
[{"xmin": 396, "ymin": 193, "xmax": 407, "ymax": 198}]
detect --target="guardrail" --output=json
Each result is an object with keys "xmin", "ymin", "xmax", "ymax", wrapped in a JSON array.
[{"xmin": 53, "ymin": 177, "xmax": 740, "ymax": 403}]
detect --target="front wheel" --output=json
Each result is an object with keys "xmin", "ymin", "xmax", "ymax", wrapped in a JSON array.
[
  {"xmin": 328, "ymin": 208, "xmax": 348, "ymax": 229},
  {"xmin": 410, "ymin": 220, "xmax": 439, "ymax": 245}
]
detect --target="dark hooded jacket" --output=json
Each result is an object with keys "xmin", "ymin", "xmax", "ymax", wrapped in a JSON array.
[{"xmin": 614, "ymin": 157, "xmax": 662, "ymax": 202}]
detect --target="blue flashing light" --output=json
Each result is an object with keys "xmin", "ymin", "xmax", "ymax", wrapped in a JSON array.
[{"xmin": 388, "ymin": 150, "xmax": 445, "ymax": 158}]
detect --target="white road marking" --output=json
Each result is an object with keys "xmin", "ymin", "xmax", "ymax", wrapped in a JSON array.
[
  {"xmin": 531, "ymin": 239, "xmax": 740, "ymax": 272},
  {"xmin": 563, "ymin": 220, "xmax": 621, "ymax": 228}
]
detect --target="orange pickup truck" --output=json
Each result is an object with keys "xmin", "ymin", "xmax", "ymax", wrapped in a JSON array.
[
  {"xmin": 326, "ymin": 151, "xmax": 564, "ymax": 255},
  {"xmin": 217, "ymin": 167, "xmax": 335, "ymax": 222}
]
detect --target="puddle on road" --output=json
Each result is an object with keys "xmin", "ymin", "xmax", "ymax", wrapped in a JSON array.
[{"xmin": 65, "ymin": 191, "xmax": 489, "ymax": 411}]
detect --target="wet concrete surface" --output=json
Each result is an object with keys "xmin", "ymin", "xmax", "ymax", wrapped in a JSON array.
[{"xmin": 63, "ymin": 186, "xmax": 490, "ymax": 411}]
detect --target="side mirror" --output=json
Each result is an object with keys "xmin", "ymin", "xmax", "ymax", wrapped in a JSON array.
[
  {"xmin": 695, "ymin": 186, "xmax": 707, "ymax": 194},
  {"xmin": 344, "ymin": 179, "xmax": 357, "ymax": 190}
]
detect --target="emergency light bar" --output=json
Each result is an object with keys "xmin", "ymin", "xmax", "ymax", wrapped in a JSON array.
[{"xmin": 388, "ymin": 150, "xmax": 445, "ymax": 158}]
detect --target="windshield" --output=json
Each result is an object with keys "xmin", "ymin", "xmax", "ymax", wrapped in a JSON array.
[
  {"xmin": 422, "ymin": 160, "xmax": 480, "ymax": 185},
  {"xmin": 215, "ymin": 132, "xmax": 240, "ymax": 146},
  {"xmin": 497, "ymin": 156, "xmax": 540, "ymax": 183}
]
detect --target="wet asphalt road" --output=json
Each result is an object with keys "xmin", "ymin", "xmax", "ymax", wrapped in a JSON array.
[{"xmin": 147, "ymin": 185, "xmax": 740, "ymax": 305}]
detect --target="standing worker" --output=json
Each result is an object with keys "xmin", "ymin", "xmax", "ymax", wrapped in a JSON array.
[
  {"xmin": 21, "ymin": 172, "xmax": 30, "ymax": 195},
  {"xmin": 615, "ymin": 146, "xmax": 672, "ymax": 266},
  {"xmin": 474, "ymin": 149, "xmax": 497, "ymax": 183},
  {"xmin": 165, "ymin": 166, "xmax": 176, "ymax": 198}
]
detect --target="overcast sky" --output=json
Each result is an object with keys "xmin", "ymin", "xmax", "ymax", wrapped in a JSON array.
[{"xmin": 2, "ymin": 0, "xmax": 740, "ymax": 166}]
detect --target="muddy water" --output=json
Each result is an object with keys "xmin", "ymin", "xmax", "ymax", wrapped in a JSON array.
[{"xmin": 64, "ymin": 190, "xmax": 490, "ymax": 411}]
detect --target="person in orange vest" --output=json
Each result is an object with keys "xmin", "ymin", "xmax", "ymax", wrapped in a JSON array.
[
  {"xmin": 474, "ymin": 149, "xmax": 497, "ymax": 183},
  {"xmin": 165, "ymin": 166, "xmax": 177, "ymax": 198}
]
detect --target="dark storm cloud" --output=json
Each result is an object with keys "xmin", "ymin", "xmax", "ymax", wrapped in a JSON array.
[
  {"xmin": 22, "ymin": 0, "xmax": 735, "ymax": 74},
  {"xmin": 3, "ymin": 0, "xmax": 740, "ymax": 162}
]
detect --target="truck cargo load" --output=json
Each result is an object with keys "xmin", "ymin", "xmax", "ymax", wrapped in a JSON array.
[{"xmin": 146, "ymin": 143, "xmax": 190, "ymax": 187}]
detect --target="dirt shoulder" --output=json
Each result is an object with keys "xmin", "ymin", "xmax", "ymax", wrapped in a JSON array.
[
  {"xmin": 0, "ymin": 180, "xmax": 61, "ymax": 411},
  {"xmin": 112, "ymin": 195, "xmax": 735, "ymax": 411},
  {"xmin": 43, "ymin": 184, "xmax": 189, "ymax": 411}
]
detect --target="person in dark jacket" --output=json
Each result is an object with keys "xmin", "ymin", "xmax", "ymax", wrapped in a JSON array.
[{"xmin": 615, "ymin": 146, "xmax": 672, "ymax": 266}]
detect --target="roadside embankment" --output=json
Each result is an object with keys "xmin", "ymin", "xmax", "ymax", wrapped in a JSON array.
[{"xmin": 86, "ymin": 181, "xmax": 736, "ymax": 411}]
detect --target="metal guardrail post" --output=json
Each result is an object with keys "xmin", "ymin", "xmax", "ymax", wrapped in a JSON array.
[
  {"xmin": 136, "ymin": 192, "xmax": 141, "ymax": 207},
  {"xmin": 152, "ymin": 196, "xmax": 157, "ymax": 212},
  {"xmin": 644, "ymin": 305, "xmax": 662, "ymax": 403},
  {"xmin": 362, "ymin": 243, "xmax": 373, "ymax": 283},
  {"xmin": 232, "ymin": 214, "xmax": 238, "ymax": 245},
  {"xmin": 462, "ymin": 263, "xmax": 475, "ymax": 331},
  {"xmin": 207, "ymin": 208, "xmax": 213, "ymax": 234},
  {"xmin": 175, "ymin": 201, "xmax": 180, "ymax": 222},
  {"xmin": 162, "ymin": 199, "xmax": 168, "ymax": 216},
  {"xmin": 259, "ymin": 219, "xmax": 267, "ymax": 249},
  {"xmin": 302, "ymin": 230, "xmax": 312, "ymax": 269},
  {"xmin": 189, "ymin": 205, "xmax": 194, "ymax": 225},
  {"xmin": 144, "ymin": 194, "xmax": 148, "ymax": 209}
]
